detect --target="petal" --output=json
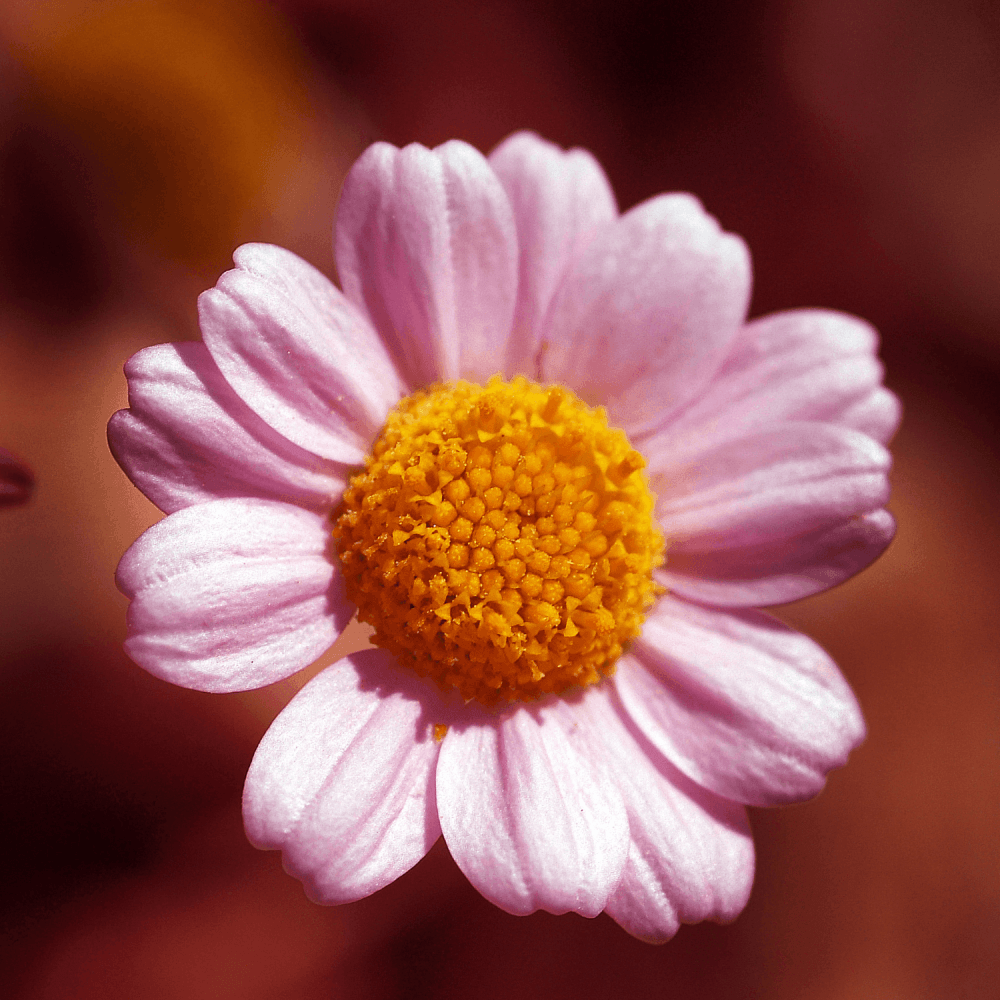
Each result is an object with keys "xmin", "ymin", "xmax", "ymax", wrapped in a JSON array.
[
  {"xmin": 654, "ymin": 421, "xmax": 891, "ymax": 545},
  {"xmin": 836, "ymin": 386, "xmax": 902, "ymax": 445},
  {"xmin": 244, "ymin": 649, "xmax": 443, "ymax": 904},
  {"xmin": 647, "ymin": 309, "xmax": 901, "ymax": 450},
  {"xmin": 335, "ymin": 140, "xmax": 519, "ymax": 386},
  {"xmin": 488, "ymin": 131, "xmax": 617, "ymax": 377},
  {"xmin": 616, "ymin": 597, "xmax": 866, "ymax": 807},
  {"xmin": 651, "ymin": 421, "xmax": 893, "ymax": 605},
  {"xmin": 570, "ymin": 686, "xmax": 753, "ymax": 943},
  {"xmin": 116, "ymin": 498, "xmax": 350, "ymax": 692},
  {"xmin": 660, "ymin": 508, "xmax": 896, "ymax": 607},
  {"xmin": 0, "ymin": 447, "xmax": 33, "ymax": 506},
  {"xmin": 437, "ymin": 697, "xmax": 629, "ymax": 917},
  {"xmin": 108, "ymin": 342, "xmax": 347, "ymax": 514},
  {"xmin": 540, "ymin": 193, "xmax": 751, "ymax": 435},
  {"xmin": 198, "ymin": 244, "xmax": 404, "ymax": 465}
]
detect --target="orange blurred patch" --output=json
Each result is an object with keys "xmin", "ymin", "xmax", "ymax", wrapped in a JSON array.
[{"xmin": 10, "ymin": 0, "xmax": 314, "ymax": 270}]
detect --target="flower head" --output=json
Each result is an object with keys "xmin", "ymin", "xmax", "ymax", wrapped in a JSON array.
[{"xmin": 109, "ymin": 132, "xmax": 898, "ymax": 941}]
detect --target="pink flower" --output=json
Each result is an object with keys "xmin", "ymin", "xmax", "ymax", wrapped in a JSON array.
[{"xmin": 109, "ymin": 132, "xmax": 898, "ymax": 942}]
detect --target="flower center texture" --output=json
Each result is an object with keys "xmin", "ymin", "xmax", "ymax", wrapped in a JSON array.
[{"xmin": 333, "ymin": 376, "xmax": 665, "ymax": 705}]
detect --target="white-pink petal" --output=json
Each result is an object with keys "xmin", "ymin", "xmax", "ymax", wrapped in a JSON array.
[
  {"xmin": 116, "ymin": 498, "xmax": 350, "ymax": 692},
  {"xmin": 558, "ymin": 686, "xmax": 754, "ymax": 943},
  {"xmin": 835, "ymin": 386, "xmax": 901, "ymax": 444},
  {"xmin": 198, "ymin": 244, "xmax": 404, "ymax": 466},
  {"xmin": 660, "ymin": 508, "xmax": 896, "ymax": 607},
  {"xmin": 616, "ymin": 597, "xmax": 866, "ymax": 807},
  {"xmin": 650, "ymin": 420, "xmax": 893, "ymax": 605},
  {"xmin": 108, "ymin": 342, "xmax": 346, "ymax": 514},
  {"xmin": 488, "ymin": 131, "xmax": 618, "ymax": 377},
  {"xmin": 437, "ymin": 697, "xmax": 629, "ymax": 917},
  {"xmin": 649, "ymin": 309, "xmax": 901, "ymax": 450},
  {"xmin": 335, "ymin": 140, "xmax": 519, "ymax": 387},
  {"xmin": 653, "ymin": 421, "xmax": 890, "ymax": 547},
  {"xmin": 244, "ymin": 650, "xmax": 443, "ymax": 904},
  {"xmin": 540, "ymin": 193, "xmax": 751, "ymax": 436}
]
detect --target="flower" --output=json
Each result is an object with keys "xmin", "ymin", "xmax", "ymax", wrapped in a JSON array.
[
  {"xmin": 108, "ymin": 131, "xmax": 898, "ymax": 942},
  {"xmin": 0, "ymin": 448, "xmax": 34, "ymax": 507}
]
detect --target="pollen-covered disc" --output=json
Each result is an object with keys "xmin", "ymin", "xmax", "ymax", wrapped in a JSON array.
[{"xmin": 333, "ymin": 376, "xmax": 664, "ymax": 705}]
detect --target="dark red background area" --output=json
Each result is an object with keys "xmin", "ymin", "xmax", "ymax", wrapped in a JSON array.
[{"xmin": 1, "ymin": 1, "xmax": 997, "ymax": 997}]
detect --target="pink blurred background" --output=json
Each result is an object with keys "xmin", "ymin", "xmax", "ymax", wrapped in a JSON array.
[{"xmin": 1, "ymin": 1, "xmax": 997, "ymax": 997}]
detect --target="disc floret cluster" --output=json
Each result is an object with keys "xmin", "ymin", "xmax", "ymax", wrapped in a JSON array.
[{"xmin": 334, "ymin": 376, "xmax": 665, "ymax": 705}]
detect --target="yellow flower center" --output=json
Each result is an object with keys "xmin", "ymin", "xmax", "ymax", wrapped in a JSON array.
[{"xmin": 333, "ymin": 376, "xmax": 665, "ymax": 706}]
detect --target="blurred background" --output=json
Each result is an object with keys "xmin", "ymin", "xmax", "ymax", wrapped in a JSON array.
[{"xmin": 1, "ymin": 0, "xmax": 998, "ymax": 997}]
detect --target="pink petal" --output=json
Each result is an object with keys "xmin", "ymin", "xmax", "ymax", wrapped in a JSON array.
[
  {"xmin": 616, "ymin": 597, "xmax": 866, "ymax": 807},
  {"xmin": 0, "ymin": 447, "xmax": 33, "ymax": 507},
  {"xmin": 335, "ymin": 140, "xmax": 519, "ymax": 386},
  {"xmin": 651, "ymin": 421, "xmax": 893, "ymax": 605},
  {"xmin": 653, "ymin": 421, "xmax": 892, "ymax": 544},
  {"xmin": 437, "ymin": 697, "xmax": 629, "ymax": 917},
  {"xmin": 488, "ymin": 131, "xmax": 617, "ymax": 376},
  {"xmin": 836, "ymin": 386, "xmax": 901, "ymax": 444},
  {"xmin": 660, "ymin": 508, "xmax": 896, "ymax": 607},
  {"xmin": 244, "ymin": 650, "xmax": 443, "ymax": 904},
  {"xmin": 646, "ymin": 309, "xmax": 901, "ymax": 450},
  {"xmin": 540, "ymin": 193, "xmax": 751, "ymax": 436},
  {"xmin": 198, "ymin": 244, "xmax": 404, "ymax": 465},
  {"xmin": 116, "ymin": 498, "xmax": 350, "ymax": 692},
  {"xmin": 108, "ymin": 342, "xmax": 346, "ymax": 514},
  {"xmin": 569, "ymin": 686, "xmax": 753, "ymax": 943}
]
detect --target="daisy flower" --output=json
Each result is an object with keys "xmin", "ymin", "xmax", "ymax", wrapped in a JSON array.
[{"xmin": 109, "ymin": 132, "xmax": 898, "ymax": 942}]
